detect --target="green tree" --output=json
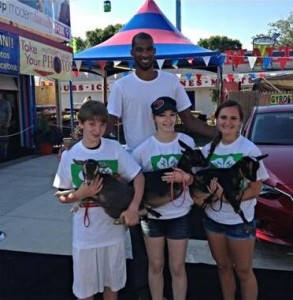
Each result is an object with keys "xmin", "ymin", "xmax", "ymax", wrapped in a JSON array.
[
  {"xmin": 268, "ymin": 11, "xmax": 293, "ymax": 46},
  {"xmin": 252, "ymin": 12, "xmax": 293, "ymax": 46},
  {"xmin": 69, "ymin": 37, "xmax": 87, "ymax": 53},
  {"xmin": 197, "ymin": 35, "xmax": 242, "ymax": 52},
  {"xmin": 70, "ymin": 24, "xmax": 123, "ymax": 52}
]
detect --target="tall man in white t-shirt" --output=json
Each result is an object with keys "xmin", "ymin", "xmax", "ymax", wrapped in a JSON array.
[{"xmin": 107, "ymin": 32, "xmax": 216, "ymax": 300}]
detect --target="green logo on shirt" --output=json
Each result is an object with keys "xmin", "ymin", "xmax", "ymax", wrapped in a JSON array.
[
  {"xmin": 151, "ymin": 154, "xmax": 181, "ymax": 171},
  {"xmin": 71, "ymin": 159, "xmax": 118, "ymax": 187},
  {"xmin": 210, "ymin": 153, "xmax": 243, "ymax": 168}
]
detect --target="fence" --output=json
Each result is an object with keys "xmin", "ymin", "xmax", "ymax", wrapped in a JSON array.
[{"xmin": 228, "ymin": 91, "xmax": 293, "ymax": 121}]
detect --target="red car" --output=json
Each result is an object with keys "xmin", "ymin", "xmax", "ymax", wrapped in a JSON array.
[{"xmin": 242, "ymin": 104, "xmax": 293, "ymax": 246}]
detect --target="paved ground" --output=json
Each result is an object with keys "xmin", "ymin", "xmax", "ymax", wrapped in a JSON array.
[{"xmin": 0, "ymin": 154, "xmax": 292, "ymax": 299}]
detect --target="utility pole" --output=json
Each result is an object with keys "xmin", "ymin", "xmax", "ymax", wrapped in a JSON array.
[{"xmin": 176, "ymin": 0, "xmax": 181, "ymax": 31}]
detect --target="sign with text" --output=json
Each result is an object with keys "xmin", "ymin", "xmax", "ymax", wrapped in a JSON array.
[
  {"xmin": 60, "ymin": 81, "xmax": 112, "ymax": 92},
  {"xmin": 20, "ymin": 37, "xmax": 72, "ymax": 80},
  {"xmin": 60, "ymin": 75, "xmax": 257, "ymax": 93},
  {"xmin": 0, "ymin": 30, "xmax": 19, "ymax": 74},
  {"xmin": 270, "ymin": 93, "xmax": 292, "ymax": 105},
  {"xmin": 0, "ymin": 0, "xmax": 71, "ymax": 41}
]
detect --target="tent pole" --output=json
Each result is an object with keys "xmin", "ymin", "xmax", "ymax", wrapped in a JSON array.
[
  {"xmin": 217, "ymin": 65, "xmax": 223, "ymax": 104},
  {"xmin": 69, "ymin": 80, "xmax": 75, "ymax": 136},
  {"xmin": 103, "ymin": 71, "xmax": 108, "ymax": 105},
  {"xmin": 176, "ymin": 0, "xmax": 181, "ymax": 31},
  {"xmin": 55, "ymin": 79, "xmax": 63, "ymax": 134}
]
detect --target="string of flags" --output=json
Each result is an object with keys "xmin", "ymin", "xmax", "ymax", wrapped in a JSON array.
[{"xmin": 73, "ymin": 52, "xmax": 292, "ymax": 77}]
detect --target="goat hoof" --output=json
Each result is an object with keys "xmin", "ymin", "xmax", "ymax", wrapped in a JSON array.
[
  {"xmin": 70, "ymin": 206, "xmax": 79, "ymax": 213},
  {"xmin": 113, "ymin": 218, "xmax": 123, "ymax": 225}
]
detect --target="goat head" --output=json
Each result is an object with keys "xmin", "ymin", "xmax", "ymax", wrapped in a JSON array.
[
  {"xmin": 191, "ymin": 154, "xmax": 268, "ymax": 229},
  {"xmin": 73, "ymin": 159, "xmax": 135, "ymax": 221}
]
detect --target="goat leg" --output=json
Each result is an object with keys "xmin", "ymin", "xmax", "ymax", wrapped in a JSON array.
[
  {"xmin": 112, "ymin": 207, "xmax": 161, "ymax": 225},
  {"xmin": 145, "ymin": 207, "xmax": 162, "ymax": 218},
  {"xmin": 54, "ymin": 189, "xmax": 76, "ymax": 197},
  {"xmin": 202, "ymin": 193, "xmax": 216, "ymax": 209},
  {"xmin": 202, "ymin": 186, "xmax": 220, "ymax": 209},
  {"xmin": 233, "ymin": 207, "xmax": 252, "ymax": 232}
]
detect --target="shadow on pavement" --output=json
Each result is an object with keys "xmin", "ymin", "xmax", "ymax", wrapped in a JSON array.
[{"xmin": 0, "ymin": 250, "xmax": 292, "ymax": 300}]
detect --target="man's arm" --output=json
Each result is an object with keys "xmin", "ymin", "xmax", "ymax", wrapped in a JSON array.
[
  {"xmin": 105, "ymin": 114, "xmax": 119, "ymax": 136},
  {"xmin": 178, "ymin": 109, "xmax": 216, "ymax": 139}
]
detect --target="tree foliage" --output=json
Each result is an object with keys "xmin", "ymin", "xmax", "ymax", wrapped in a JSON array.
[
  {"xmin": 197, "ymin": 35, "xmax": 242, "ymax": 52},
  {"xmin": 252, "ymin": 12, "xmax": 293, "ymax": 46},
  {"xmin": 70, "ymin": 24, "xmax": 123, "ymax": 52},
  {"xmin": 268, "ymin": 11, "xmax": 293, "ymax": 46}
]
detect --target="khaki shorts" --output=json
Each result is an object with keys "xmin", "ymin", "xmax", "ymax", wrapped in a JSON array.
[{"xmin": 72, "ymin": 242, "xmax": 126, "ymax": 299}]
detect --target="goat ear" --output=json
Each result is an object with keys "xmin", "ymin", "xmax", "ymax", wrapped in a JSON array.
[
  {"xmin": 73, "ymin": 159, "xmax": 84, "ymax": 165},
  {"xmin": 255, "ymin": 154, "xmax": 269, "ymax": 161},
  {"xmin": 98, "ymin": 162, "xmax": 108, "ymax": 168},
  {"xmin": 178, "ymin": 139, "xmax": 192, "ymax": 152}
]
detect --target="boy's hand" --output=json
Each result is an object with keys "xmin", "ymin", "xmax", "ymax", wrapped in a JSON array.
[{"xmin": 75, "ymin": 176, "xmax": 103, "ymax": 200}]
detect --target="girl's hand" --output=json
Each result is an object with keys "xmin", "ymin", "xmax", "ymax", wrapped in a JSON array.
[
  {"xmin": 207, "ymin": 177, "xmax": 226, "ymax": 201},
  {"xmin": 120, "ymin": 207, "xmax": 139, "ymax": 227},
  {"xmin": 162, "ymin": 168, "xmax": 193, "ymax": 184}
]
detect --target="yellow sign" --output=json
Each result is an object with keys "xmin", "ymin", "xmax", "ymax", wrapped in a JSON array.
[
  {"xmin": 19, "ymin": 37, "xmax": 72, "ymax": 80},
  {"xmin": 270, "ymin": 93, "xmax": 292, "ymax": 105}
]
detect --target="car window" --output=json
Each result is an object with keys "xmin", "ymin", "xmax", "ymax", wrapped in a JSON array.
[{"xmin": 250, "ymin": 112, "xmax": 293, "ymax": 145}]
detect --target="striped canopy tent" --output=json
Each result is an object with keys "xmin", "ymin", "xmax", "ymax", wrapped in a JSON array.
[{"xmin": 74, "ymin": 0, "xmax": 221, "ymax": 72}]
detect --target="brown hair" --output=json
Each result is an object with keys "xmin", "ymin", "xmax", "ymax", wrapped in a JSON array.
[
  {"xmin": 78, "ymin": 100, "xmax": 108, "ymax": 123},
  {"xmin": 207, "ymin": 100, "xmax": 244, "ymax": 161}
]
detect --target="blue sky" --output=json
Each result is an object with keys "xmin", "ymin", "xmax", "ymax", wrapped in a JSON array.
[{"xmin": 70, "ymin": 0, "xmax": 292, "ymax": 50}]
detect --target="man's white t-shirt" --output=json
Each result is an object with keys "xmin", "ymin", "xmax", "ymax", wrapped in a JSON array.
[
  {"xmin": 201, "ymin": 135, "xmax": 269, "ymax": 225},
  {"xmin": 107, "ymin": 71, "xmax": 191, "ymax": 151},
  {"xmin": 53, "ymin": 138, "xmax": 141, "ymax": 249}
]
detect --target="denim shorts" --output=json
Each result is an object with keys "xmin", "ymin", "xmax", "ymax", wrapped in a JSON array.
[
  {"xmin": 203, "ymin": 214, "xmax": 256, "ymax": 240},
  {"xmin": 141, "ymin": 214, "xmax": 191, "ymax": 239}
]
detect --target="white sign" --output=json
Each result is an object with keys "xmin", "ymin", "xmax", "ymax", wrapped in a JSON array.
[
  {"xmin": 0, "ymin": 0, "xmax": 71, "ymax": 41},
  {"xmin": 20, "ymin": 37, "xmax": 72, "ymax": 80}
]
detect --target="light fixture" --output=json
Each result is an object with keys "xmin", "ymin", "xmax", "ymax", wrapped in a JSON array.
[{"xmin": 104, "ymin": 1, "xmax": 111, "ymax": 12}]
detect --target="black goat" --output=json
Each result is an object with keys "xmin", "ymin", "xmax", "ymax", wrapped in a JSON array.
[
  {"xmin": 190, "ymin": 154, "xmax": 268, "ymax": 228},
  {"xmin": 73, "ymin": 158, "xmax": 137, "ymax": 221},
  {"xmin": 62, "ymin": 140, "xmax": 207, "ymax": 223},
  {"xmin": 142, "ymin": 139, "xmax": 208, "ymax": 208}
]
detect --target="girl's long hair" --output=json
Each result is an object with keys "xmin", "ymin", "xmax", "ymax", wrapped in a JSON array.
[{"xmin": 206, "ymin": 100, "xmax": 244, "ymax": 162}]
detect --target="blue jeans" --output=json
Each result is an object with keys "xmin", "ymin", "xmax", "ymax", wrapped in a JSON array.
[
  {"xmin": 203, "ymin": 214, "xmax": 256, "ymax": 240},
  {"xmin": 141, "ymin": 214, "xmax": 191, "ymax": 239}
]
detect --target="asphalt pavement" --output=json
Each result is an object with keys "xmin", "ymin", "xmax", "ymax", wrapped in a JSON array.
[{"xmin": 0, "ymin": 154, "xmax": 292, "ymax": 300}]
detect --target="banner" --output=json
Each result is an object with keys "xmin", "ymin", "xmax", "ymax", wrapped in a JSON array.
[
  {"xmin": 19, "ymin": 37, "xmax": 72, "ymax": 80},
  {"xmin": 0, "ymin": 0, "xmax": 71, "ymax": 41},
  {"xmin": 0, "ymin": 31, "xmax": 19, "ymax": 75},
  {"xmin": 252, "ymin": 36, "xmax": 277, "ymax": 65}
]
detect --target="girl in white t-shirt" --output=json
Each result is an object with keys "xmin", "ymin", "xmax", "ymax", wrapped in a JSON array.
[
  {"xmin": 132, "ymin": 96, "xmax": 195, "ymax": 300},
  {"xmin": 166, "ymin": 100, "xmax": 269, "ymax": 300}
]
